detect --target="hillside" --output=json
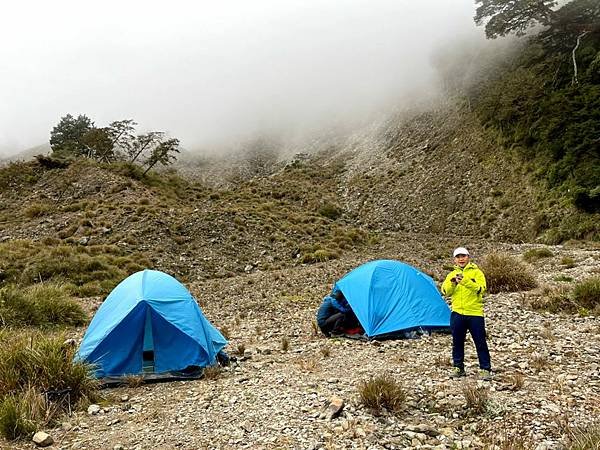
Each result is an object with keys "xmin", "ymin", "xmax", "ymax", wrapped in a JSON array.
[{"xmin": 1, "ymin": 98, "xmax": 599, "ymax": 449}]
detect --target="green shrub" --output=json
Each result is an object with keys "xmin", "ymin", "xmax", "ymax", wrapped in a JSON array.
[
  {"xmin": 27, "ymin": 284, "xmax": 86, "ymax": 326},
  {"xmin": 318, "ymin": 202, "xmax": 342, "ymax": 220},
  {"xmin": 0, "ymin": 389, "xmax": 43, "ymax": 440},
  {"xmin": 0, "ymin": 286, "xmax": 41, "ymax": 327},
  {"xmin": 554, "ymin": 275, "xmax": 574, "ymax": 282},
  {"xmin": 480, "ymin": 253, "xmax": 538, "ymax": 294},
  {"xmin": 300, "ymin": 248, "xmax": 339, "ymax": 264},
  {"xmin": 0, "ymin": 284, "xmax": 86, "ymax": 328},
  {"xmin": 572, "ymin": 277, "xmax": 600, "ymax": 313},
  {"xmin": 0, "ymin": 331, "xmax": 99, "ymax": 439},
  {"xmin": 24, "ymin": 203, "xmax": 52, "ymax": 219},
  {"xmin": 0, "ymin": 240, "xmax": 148, "ymax": 297},
  {"xmin": 0, "ymin": 161, "xmax": 44, "ymax": 191},
  {"xmin": 358, "ymin": 374, "xmax": 405, "ymax": 413},
  {"xmin": 0, "ymin": 331, "xmax": 98, "ymax": 402},
  {"xmin": 523, "ymin": 248, "xmax": 554, "ymax": 262},
  {"xmin": 529, "ymin": 286, "xmax": 573, "ymax": 314},
  {"xmin": 561, "ymin": 256, "xmax": 576, "ymax": 268}
]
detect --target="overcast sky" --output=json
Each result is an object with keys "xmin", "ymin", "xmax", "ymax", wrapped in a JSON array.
[{"xmin": 0, "ymin": 0, "xmax": 483, "ymax": 154}]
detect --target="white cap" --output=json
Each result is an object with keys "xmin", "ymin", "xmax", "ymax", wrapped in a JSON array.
[{"xmin": 453, "ymin": 247, "xmax": 470, "ymax": 257}]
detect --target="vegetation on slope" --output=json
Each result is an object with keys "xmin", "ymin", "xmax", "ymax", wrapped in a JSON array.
[{"xmin": 470, "ymin": 0, "xmax": 599, "ymax": 241}]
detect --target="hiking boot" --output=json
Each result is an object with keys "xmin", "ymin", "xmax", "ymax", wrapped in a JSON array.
[
  {"xmin": 450, "ymin": 367, "xmax": 466, "ymax": 378},
  {"xmin": 479, "ymin": 369, "xmax": 492, "ymax": 381}
]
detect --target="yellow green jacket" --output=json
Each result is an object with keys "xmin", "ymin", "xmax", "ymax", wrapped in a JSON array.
[{"xmin": 441, "ymin": 262, "xmax": 487, "ymax": 316}]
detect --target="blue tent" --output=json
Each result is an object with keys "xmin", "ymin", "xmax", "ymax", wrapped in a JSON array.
[
  {"xmin": 76, "ymin": 270, "xmax": 227, "ymax": 379},
  {"xmin": 334, "ymin": 259, "xmax": 450, "ymax": 338}
]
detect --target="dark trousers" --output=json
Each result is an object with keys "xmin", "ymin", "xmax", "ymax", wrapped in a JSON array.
[
  {"xmin": 450, "ymin": 311, "xmax": 491, "ymax": 371},
  {"xmin": 320, "ymin": 312, "xmax": 360, "ymax": 337}
]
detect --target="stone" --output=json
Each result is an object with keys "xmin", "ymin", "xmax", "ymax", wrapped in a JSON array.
[
  {"xmin": 32, "ymin": 431, "xmax": 54, "ymax": 447},
  {"xmin": 326, "ymin": 397, "xmax": 344, "ymax": 420},
  {"xmin": 87, "ymin": 404, "xmax": 101, "ymax": 415}
]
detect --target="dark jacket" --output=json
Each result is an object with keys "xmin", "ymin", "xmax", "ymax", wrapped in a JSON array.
[{"xmin": 316, "ymin": 295, "xmax": 350, "ymax": 327}]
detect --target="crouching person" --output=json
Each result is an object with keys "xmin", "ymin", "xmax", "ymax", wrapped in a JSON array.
[{"xmin": 316, "ymin": 290, "xmax": 359, "ymax": 337}]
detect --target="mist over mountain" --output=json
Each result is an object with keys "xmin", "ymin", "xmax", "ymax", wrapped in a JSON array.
[{"xmin": 0, "ymin": 0, "xmax": 483, "ymax": 154}]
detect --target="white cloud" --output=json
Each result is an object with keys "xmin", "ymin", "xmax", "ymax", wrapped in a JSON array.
[{"xmin": 0, "ymin": 0, "xmax": 480, "ymax": 152}]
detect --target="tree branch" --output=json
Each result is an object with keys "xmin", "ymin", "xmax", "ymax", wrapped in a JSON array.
[{"xmin": 571, "ymin": 31, "xmax": 590, "ymax": 86}]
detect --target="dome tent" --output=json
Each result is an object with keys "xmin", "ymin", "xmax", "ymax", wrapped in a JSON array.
[
  {"xmin": 334, "ymin": 259, "xmax": 450, "ymax": 339},
  {"xmin": 76, "ymin": 270, "xmax": 227, "ymax": 381}
]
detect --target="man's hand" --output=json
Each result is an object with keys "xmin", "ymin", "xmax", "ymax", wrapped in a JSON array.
[{"xmin": 453, "ymin": 274, "xmax": 463, "ymax": 284}]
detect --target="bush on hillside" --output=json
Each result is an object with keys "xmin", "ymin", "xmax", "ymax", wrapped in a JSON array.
[
  {"xmin": 0, "ymin": 389, "xmax": 45, "ymax": 441},
  {"xmin": 0, "ymin": 284, "xmax": 86, "ymax": 328},
  {"xmin": 572, "ymin": 276, "xmax": 600, "ymax": 313},
  {"xmin": 0, "ymin": 240, "xmax": 148, "ymax": 296},
  {"xmin": 480, "ymin": 253, "xmax": 538, "ymax": 293},
  {"xmin": 523, "ymin": 248, "xmax": 554, "ymax": 262},
  {"xmin": 0, "ymin": 331, "xmax": 99, "ymax": 440},
  {"xmin": 529, "ymin": 277, "xmax": 600, "ymax": 314}
]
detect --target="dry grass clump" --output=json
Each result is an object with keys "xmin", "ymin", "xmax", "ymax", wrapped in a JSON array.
[
  {"xmin": 358, "ymin": 374, "xmax": 406, "ymax": 414},
  {"xmin": 530, "ymin": 353, "xmax": 551, "ymax": 371},
  {"xmin": 320, "ymin": 346, "xmax": 331, "ymax": 358},
  {"xmin": 235, "ymin": 343, "xmax": 246, "ymax": 356},
  {"xmin": 523, "ymin": 247, "xmax": 554, "ymax": 262},
  {"xmin": 528, "ymin": 285, "xmax": 573, "ymax": 313},
  {"xmin": 503, "ymin": 372, "xmax": 525, "ymax": 391},
  {"xmin": 123, "ymin": 375, "xmax": 144, "ymax": 388},
  {"xmin": 0, "ymin": 387, "xmax": 48, "ymax": 441},
  {"xmin": 24, "ymin": 203, "xmax": 52, "ymax": 219},
  {"xmin": 486, "ymin": 424, "xmax": 534, "ymax": 450},
  {"xmin": 280, "ymin": 336, "xmax": 290, "ymax": 352},
  {"xmin": 561, "ymin": 256, "xmax": 577, "ymax": 268},
  {"xmin": 434, "ymin": 354, "xmax": 452, "ymax": 367},
  {"xmin": 0, "ymin": 330, "xmax": 99, "ymax": 440},
  {"xmin": 297, "ymin": 357, "xmax": 319, "ymax": 373},
  {"xmin": 480, "ymin": 252, "xmax": 538, "ymax": 293},
  {"xmin": 566, "ymin": 422, "xmax": 600, "ymax": 450},
  {"xmin": 462, "ymin": 382, "xmax": 489, "ymax": 414},
  {"xmin": 202, "ymin": 366, "xmax": 222, "ymax": 380}
]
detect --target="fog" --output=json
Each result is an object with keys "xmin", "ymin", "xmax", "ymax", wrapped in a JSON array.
[{"xmin": 0, "ymin": 0, "xmax": 486, "ymax": 155}]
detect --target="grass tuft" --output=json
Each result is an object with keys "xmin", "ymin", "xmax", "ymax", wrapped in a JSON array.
[
  {"xmin": 358, "ymin": 374, "xmax": 405, "ymax": 414},
  {"xmin": 523, "ymin": 247, "xmax": 554, "ymax": 262},
  {"xmin": 0, "ymin": 284, "xmax": 86, "ymax": 328},
  {"xmin": 480, "ymin": 252, "xmax": 538, "ymax": 293},
  {"xmin": 202, "ymin": 366, "xmax": 221, "ymax": 381},
  {"xmin": 462, "ymin": 382, "xmax": 488, "ymax": 414},
  {"xmin": 0, "ymin": 331, "xmax": 99, "ymax": 440},
  {"xmin": 567, "ymin": 422, "xmax": 600, "ymax": 450},
  {"xmin": 572, "ymin": 277, "xmax": 600, "ymax": 313}
]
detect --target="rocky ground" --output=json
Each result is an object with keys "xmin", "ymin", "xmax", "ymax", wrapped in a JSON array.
[{"xmin": 9, "ymin": 238, "xmax": 600, "ymax": 450}]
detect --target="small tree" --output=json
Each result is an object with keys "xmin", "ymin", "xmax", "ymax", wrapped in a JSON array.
[
  {"xmin": 128, "ymin": 131, "xmax": 165, "ymax": 163},
  {"xmin": 81, "ymin": 127, "xmax": 114, "ymax": 162},
  {"xmin": 49, "ymin": 114, "xmax": 94, "ymax": 157},
  {"xmin": 143, "ymin": 138, "xmax": 180, "ymax": 175},
  {"xmin": 474, "ymin": 0, "xmax": 558, "ymax": 38},
  {"xmin": 107, "ymin": 119, "xmax": 137, "ymax": 155}
]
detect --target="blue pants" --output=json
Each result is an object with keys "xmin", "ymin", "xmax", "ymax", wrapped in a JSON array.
[{"xmin": 450, "ymin": 312, "xmax": 491, "ymax": 371}]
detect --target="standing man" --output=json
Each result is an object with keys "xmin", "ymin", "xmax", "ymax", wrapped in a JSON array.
[{"xmin": 442, "ymin": 247, "xmax": 491, "ymax": 380}]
